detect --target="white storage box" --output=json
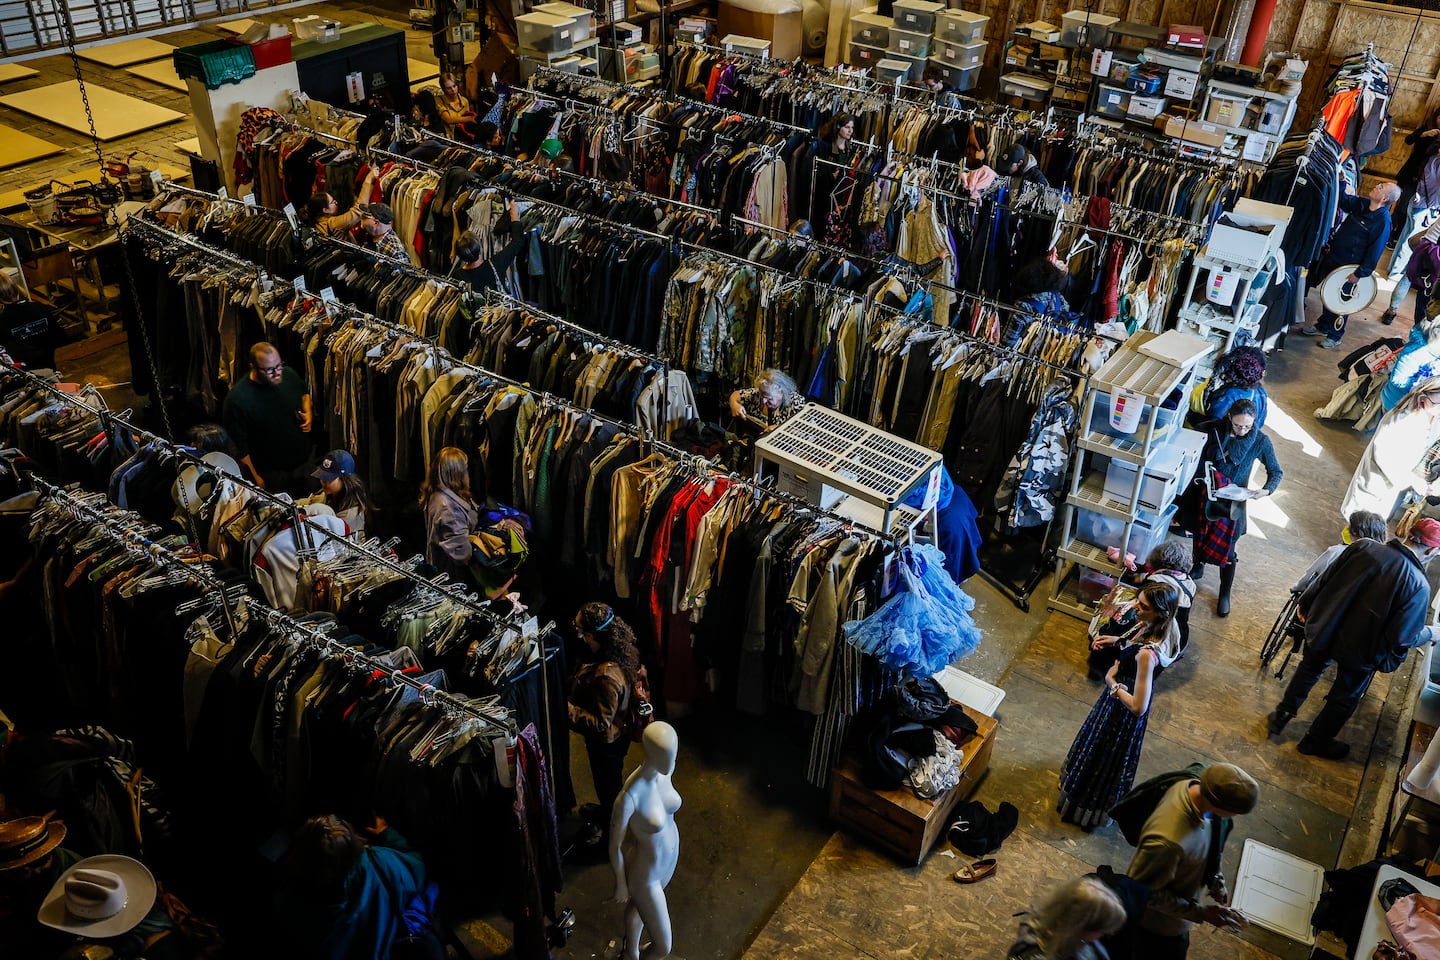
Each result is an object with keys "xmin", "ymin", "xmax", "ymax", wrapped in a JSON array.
[
  {"xmin": 929, "ymin": 58, "xmax": 980, "ymax": 90},
  {"xmin": 893, "ymin": 0, "xmax": 943, "ymax": 34},
  {"xmin": 849, "ymin": 41, "xmax": 884, "ymax": 67},
  {"xmin": 1000, "ymin": 72, "xmax": 1052, "ymax": 100},
  {"xmin": 849, "ymin": 12, "xmax": 892, "ymax": 48},
  {"xmin": 1076, "ymin": 503, "xmax": 1178, "ymax": 563},
  {"xmin": 534, "ymin": 2, "xmax": 594, "ymax": 42},
  {"xmin": 935, "ymin": 9, "xmax": 988, "ymax": 45},
  {"xmin": 888, "ymin": 27, "xmax": 931, "ymax": 58},
  {"xmin": 1206, "ymin": 92, "xmax": 1252, "ymax": 127},
  {"xmin": 721, "ymin": 34, "xmax": 771, "ymax": 58},
  {"xmin": 516, "ymin": 12, "xmax": 576, "ymax": 52},
  {"xmin": 1103, "ymin": 428, "xmax": 1204, "ymax": 511},
  {"xmin": 1127, "ymin": 95, "xmax": 1167, "ymax": 120},
  {"xmin": 1061, "ymin": 10, "xmax": 1117, "ymax": 48},
  {"xmin": 1205, "ymin": 212, "xmax": 1281, "ymax": 268},
  {"xmin": 1144, "ymin": 46, "xmax": 1204, "ymax": 71},
  {"xmin": 934, "ymin": 40, "xmax": 984, "ymax": 69},
  {"xmin": 1164, "ymin": 70, "xmax": 1198, "ymax": 99}
]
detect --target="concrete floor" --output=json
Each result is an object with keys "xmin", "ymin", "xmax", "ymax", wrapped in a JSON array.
[{"xmin": 13, "ymin": 7, "xmax": 1434, "ymax": 955}]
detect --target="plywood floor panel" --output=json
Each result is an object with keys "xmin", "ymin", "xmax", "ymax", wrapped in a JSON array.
[
  {"xmin": 0, "ymin": 124, "xmax": 63, "ymax": 168},
  {"xmin": 125, "ymin": 59, "xmax": 188, "ymax": 92},
  {"xmin": 217, "ymin": 19, "xmax": 257, "ymax": 34},
  {"xmin": 76, "ymin": 37, "xmax": 173, "ymax": 67},
  {"xmin": 409, "ymin": 57, "xmax": 440, "ymax": 83},
  {"xmin": 0, "ymin": 81, "xmax": 184, "ymax": 141},
  {"xmin": 0, "ymin": 64, "xmax": 38, "ymax": 84}
]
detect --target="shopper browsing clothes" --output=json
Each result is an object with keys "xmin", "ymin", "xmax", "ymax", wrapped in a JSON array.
[
  {"xmin": 1061, "ymin": 581, "xmax": 1179, "ymax": 828},
  {"xmin": 221, "ymin": 342, "xmax": 314, "ymax": 495},
  {"xmin": 569, "ymin": 603, "xmax": 642, "ymax": 848},
  {"xmin": 728, "ymin": 368, "xmax": 804, "ymax": 434},
  {"xmin": 304, "ymin": 166, "xmax": 379, "ymax": 237},
  {"xmin": 421, "ymin": 445, "xmax": 482, "ymax": 583},
  {"xmin": 301, "ymin": 448, "xmax": 374, "ymax": 539},
  {"xmin": 1005, "ymin": 875, "xmax": 1128, "ymax": 960},
  {"xmin": 1300, "ymin": 181, "xmax": 1399, "ymax": 349},
  {"xmin": 1185, "ymin": 398, "xmax": 1283, "ymax": 616}
]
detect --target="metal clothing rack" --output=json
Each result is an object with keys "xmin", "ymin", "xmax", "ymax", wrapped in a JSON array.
[{"xmin": 28, "ymin": 476, "xmax": 517, "ymax": 732}]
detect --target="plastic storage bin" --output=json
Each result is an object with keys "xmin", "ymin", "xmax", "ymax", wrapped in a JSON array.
[
  {"xmin": 1094, "ymin": 83, "xmax": 1131, "ymax": 118},
  {"xmin": 929, "ymin": 58, "xmax": 980, "ymax": 90},
  {"xmin": 999, "ymin": 72, "xmax": 1052, "ymax": 100},
  {"xmin": 240, "ymin": 35, "xmax": 292, "ymax": 69},
  {"xmin": 722, "ymin": 34, "xmax": 771, "ymax": 57},
  {"xmin": 1088, "ymin": 390, "xmax": 1183, "ymax": 443},
  {"xmin": 849, "ymin": 42, "xmax": 885, "ymax": 67},
  {"xmin": 933, "ymin": 40, "xmax": 984, "ymax": 69},
  {"xmin": 887, "ymin": 27, "xmax": 931, "ymax": 59},
  {"xmin": 935, "ymin": 9, "xmax": 988, "ymax": 45},
  {"xmin": 1060, "ymin": 11, "xmax": 1117, "ymax": 48},
  {"xmin": 534, "ymin": 2, "xmax": 594, "ymax": 42},
  {"xmin": 849, "ymin": 12, "xmax": 892, "ymax": 48},
  {"xmin": 1075, "ymin": 503, "xmax": 1177, "ymax": 562},
  {"xmin": 892, "ymin": 0, "xmax": 943, "ymax": 34},
  {"xmin": 876, "ymin": 58, "xmax": 913, "ymax": 83},
  {"xmin": 173, "ymin": 40, "xmax": 257, "ymax": 89},
  {"xmin": 516, "ymin": 12, "xmax": 576, "ymax": 52},
  {"xmin": 1206, "ymin": 92, "xmax": 1253, "ymax": 127}
]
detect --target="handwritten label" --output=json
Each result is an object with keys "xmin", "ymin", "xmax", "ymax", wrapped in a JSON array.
[
  {"xmin": 217, "ymin": 186, "xmax": 228, "ymax": 201},
  {"xmin": 292, "ymin": 275, "xmax": 307, "ymax": 293},
  {"xmin": 320, "ymin": 286, "xmax": 336, "ymax": 303},
  {"xmin": 242, "ymin": 193, "xmax": 256, "ymax": 207},
  {"xmin": 149, "ymin": 169, "xmax": 163, "ymax": 186},
  {"xmin": 282, "ymin": 202, "xmax": 298, "ymax": 231}
]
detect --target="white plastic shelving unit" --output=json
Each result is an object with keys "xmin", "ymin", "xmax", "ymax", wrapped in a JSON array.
[{"xmin": 1049, "ymin": 330, "xmax": 1212, "ymax": 621}]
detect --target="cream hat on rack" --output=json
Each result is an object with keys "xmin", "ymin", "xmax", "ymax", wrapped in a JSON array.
[{"xmin": 38, "ymin": 854, "xmax": 156, "ymax": 938}]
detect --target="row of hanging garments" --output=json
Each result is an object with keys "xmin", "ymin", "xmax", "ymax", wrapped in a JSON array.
[
  {"xmin": 1036, "ymin": 136, "xmax": 1245, "ymax": 223},
  {"xmin": 1320, "ymin": 47, "xmax": 1394, "ymax": 161},
  {"xmin": 11, "ymin": 478, "xmax": 566, "ymax": 958}
]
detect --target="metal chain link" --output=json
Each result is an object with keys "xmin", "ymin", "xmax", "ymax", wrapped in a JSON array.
[{"xmin": 56, "ymin": 3, "xmax": 176, "ymax": 441}]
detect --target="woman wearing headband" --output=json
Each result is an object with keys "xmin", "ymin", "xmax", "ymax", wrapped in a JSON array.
[{"xmin": 568, "ymin": 603, "xmax": 642, "ymax": 849}]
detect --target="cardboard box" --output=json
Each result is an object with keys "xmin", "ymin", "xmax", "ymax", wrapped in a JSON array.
[
  {"xmin": 1016, "ymin": 19, "xmax": 1059, "ymax": 42},
  {"xmin": 1038, "ymin": 42, "xmax": 1069, "ymax": 60},
  {"xmin": 1127, "ymin": 94, "xmax": 1166, "ymax": 120},
  {"xmin": 1164, "ymin": 69, "xmax": 1198, "ymax": 99},
  {"xmin": 716, "ymin": 3, "xmax": 801, "ymax": 59},
  {"xmin": 1157, "ymin": 113, "xmax": 1226, "ymax": 148}
]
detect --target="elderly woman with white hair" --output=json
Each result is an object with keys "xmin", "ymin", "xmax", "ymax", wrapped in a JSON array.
[
  {"xmin": 728, "ymin": 368, "xmax": 805, "ymax": 433},
  {"xmin": 1007, "ymin": 875, "xmax": 1128, "ymax": 959}
]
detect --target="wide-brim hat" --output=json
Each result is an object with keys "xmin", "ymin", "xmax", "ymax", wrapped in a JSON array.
[
  {"xmin": 1319, "ymin": 264, "xmax": 1378, "ymax": 315},
  {"xmin": 0, "ymin": 813, "xmax": 66, "ymax": 870},
  {"xmin": 38, "ymin": 854, "xmax": 156, "ymax": 938},
  {"xmin": 173, "ymin": 451, "xmax": 242, "ymax": 510}
]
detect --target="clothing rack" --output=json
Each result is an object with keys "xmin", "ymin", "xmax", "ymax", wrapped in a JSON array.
[
  {"xmin": 25, "ymin": 475, "xmax": 517, "ymax": 732},
  {"xmin": 479, "ymin": 289, "xmax": 670, "ymax": 368},
  {"xmin": 868, "ymin": 297, "xmax": 1090, "ymax": 380},
  {"xmin": 2, "ymin": 356, "xmax": 543, "ymax": 642}
]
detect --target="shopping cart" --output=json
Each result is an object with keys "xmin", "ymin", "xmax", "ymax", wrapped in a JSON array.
[{"xmin": 1259, "ymin": 590, "xmax": 1304, "ymax": 679}]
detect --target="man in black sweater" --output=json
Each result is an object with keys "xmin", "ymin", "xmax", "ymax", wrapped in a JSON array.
[
  {"xmin": 1269, "ymin": 517, "xmax": 1440, "ymax": 759},
  {"xmin": 1301, "ymin": 181, "xmax": 1400, "ymax": 349}
]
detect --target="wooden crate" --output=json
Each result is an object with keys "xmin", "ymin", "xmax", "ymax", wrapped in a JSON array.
[{"xmin": 829, "ymin": 704, "xmax": 998, "ymax": 865}]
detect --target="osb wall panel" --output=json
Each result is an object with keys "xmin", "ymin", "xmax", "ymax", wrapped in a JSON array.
[{"xmin": 1291, "ymin": 0, "xmax": 1340, "ymax": 52}]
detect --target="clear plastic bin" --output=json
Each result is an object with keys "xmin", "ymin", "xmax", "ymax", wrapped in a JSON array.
[
  {"xmin": 887, "ymin": 27, "xmax": 931, "ymax": 59},
  {"xmin": 1087, "ymin": 390, "xmax": 1183, "ymax": 443},
  {"xmin": 876, "ymin": 58, "xmax": 912, "ymax": 83},
  {"xmin": 935, "ymin": 9, "xmax": 988, "ymax": 45},
  {"xmin": 1060, "ymin": 10, "xmax": 1117, "ymax": 48},
  {"xmin": 849, "ymin": 12, "xmax": 892, "ymax": 48},
  {"xmin": 929, "ymin": 58, "xmax": 980, "ymax": 90},
  {"xmin": 892, "ymin": 0, "xmax": 943, "ymax": 34},
  {"xmin": 933, "ymin": 40, "xmax": 984, "ymax": 69},
  {"xmin": 516, "ymin": 12, "xmax": 576, "ymax": 52},
  {"xmin": 849, "ymin": 42, "xmax": 884, "ymax": 67},
  {"xmin": 999, "ymin": 72, "xmax": 1052, "ymax": 100},
  {"xmin": 1075, "ymin": 503, "xmax": 1177, "ymax": 563},
  {"xmin": 534, "ymin": 2, "xmax": 594, "ymax": 42},
  {"xmin": 1094, "ymin": 83, "xmax": 1131, "ymax": 118}
]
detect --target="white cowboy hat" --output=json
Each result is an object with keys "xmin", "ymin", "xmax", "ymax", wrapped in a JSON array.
[
  {"xmin": 1319, "ymin": 264, "xmax": 1378, "ymax": 315},
  {"xmin": 37, "ymin": 854, "xmax": 156, "ymax": 938}
]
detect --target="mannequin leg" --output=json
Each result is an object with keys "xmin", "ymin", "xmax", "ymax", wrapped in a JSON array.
[
  {"xmin": 635, "ymin": 885, "xmax": 673, "ymax": 960},
  {"xmin": 624, "ymin": 902, "xmax": 644, "ymax": 960},
  {"xmin": 1406, "ymin": 723, "xmax": 1440, "ymax": 801}
]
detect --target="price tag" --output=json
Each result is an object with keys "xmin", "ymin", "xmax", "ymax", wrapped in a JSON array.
[
  {"xmin": 920, "ymin": 465, "xmax": 943, "ymax": 512},
  {"xmin": 258, "ymin": 269, "xmax": 273, "ymax": 292},
  {"xmin": 242, "ymin": 193, "xmax": 256, "ymax": 207},
  {"xmin": 217, "ymin": 185, "xmax": 228, "ymax": 201},
  {"xmin": 292, "ymin": 275, "xmax": 307, "ymax": 293},
  {"xmin": 282, "ymin": 202, "xmax": 298, "ymax": 231},
  {"xmin": 149, "ymin": 169, "xmax": 163, "ymax": 186},
  {"xmin": 320, "ymin": 286, "xmax": 336, "ymax": 303}
]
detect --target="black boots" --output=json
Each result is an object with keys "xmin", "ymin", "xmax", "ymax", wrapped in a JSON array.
[
  {"xmin": 1267, "ymin": 708, "xmax": 1293, "ymax": 737},
  {"xmin": 1190, "ymin": 562, "xmax": 1204, "ymax": 581},
  {"xmin": 1217, "ymin": 561, "xmax": 1237, "ymax": 617}
]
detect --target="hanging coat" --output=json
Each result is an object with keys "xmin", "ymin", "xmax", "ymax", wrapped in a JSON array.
[{"xmin": 995, "ymin": 383, "xmax": 1079, "ymax": 530}]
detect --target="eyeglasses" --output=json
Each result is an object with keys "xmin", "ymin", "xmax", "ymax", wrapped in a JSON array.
[{"xmin": 255, "ymin": 362, "xmax": 283, "ymax": 374}]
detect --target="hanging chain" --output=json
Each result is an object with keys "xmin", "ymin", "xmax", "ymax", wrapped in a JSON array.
[{"xmin": 56, "ymin": 3, "xmax": 176, "ymax": 441}]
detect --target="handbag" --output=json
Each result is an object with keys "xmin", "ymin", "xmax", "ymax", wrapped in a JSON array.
[{"xmin": 1384, "ymin": 886, "xmax": 1440, "ymax": 957}]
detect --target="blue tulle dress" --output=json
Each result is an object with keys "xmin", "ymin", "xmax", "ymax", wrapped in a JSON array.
[
  {"xmin": 842, "ymin": 543, "xmax": 982, "ymax": 675},
  {"xmin": 1057, "ymin": 643, "xmax": 1154, "ymax": 828}
]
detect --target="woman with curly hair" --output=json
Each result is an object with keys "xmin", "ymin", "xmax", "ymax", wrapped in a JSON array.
[
  {"xmin": 569, "ymin": 603, "xmax": 642, "ymax": 840},
  {"xmin": 1203, "ymin": 344, "xmax": 1268, "ymax": 429}
]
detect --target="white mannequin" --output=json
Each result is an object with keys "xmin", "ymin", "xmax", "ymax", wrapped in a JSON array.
[
  {"xmin": 610, "ymin": 721, "xmax": 682, "ymax": 960},
  {"xmin": 1406, "ymin": 723, "xmax": 1440, "ymax": 802}
]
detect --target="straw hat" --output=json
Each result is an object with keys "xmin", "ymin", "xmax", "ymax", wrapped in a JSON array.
[{"xmin": 0, "ymin": 813, "xmax": 66, "ymax": 871}]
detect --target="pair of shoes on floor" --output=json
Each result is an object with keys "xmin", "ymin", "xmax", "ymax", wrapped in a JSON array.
[
  {"xmin": 1381, "ymin": 309, "xmax": 1398, "ymax": 325},
  {"xmin": 1299, "ymin": 326, "xmax": 1327, "ymax": 337},
  {"xmin": 1316, "ymin": 338, "xmax": 1342, "ymax": 350},
  {"xmin": 1298, "ymin": 737, "xmax": 1349, "ymax": 760},
  {"xmin": 953, "ymin": 858, "xmax": 997, "ymax": 883}
]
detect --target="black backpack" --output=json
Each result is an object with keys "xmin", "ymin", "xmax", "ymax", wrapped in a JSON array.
[{"xmin": 1110, "ymin": 761, "xmax": 1209, "ymax": 846}]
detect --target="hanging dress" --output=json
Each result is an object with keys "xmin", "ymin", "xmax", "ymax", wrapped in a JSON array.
[{"xmin": 1056, "ymin": 642, "xmax": 1156, "ymax": 828}]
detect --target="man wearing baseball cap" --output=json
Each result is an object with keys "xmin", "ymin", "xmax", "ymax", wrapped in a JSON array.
[
  {"xmin": 1127, "ymin": 763, "xmax": 1258, "ymax": 958},
  {"xmin": 359, "ymin": 203, "xmax": 414, "ymax": 265},
  {"xmin": 1269, "ymin": 516, "xmax": 1440, "ymax": 759}
]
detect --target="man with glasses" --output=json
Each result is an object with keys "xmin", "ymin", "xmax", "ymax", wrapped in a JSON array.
[
  {"xmin": 221, "ymin": 342, "xmax": 314, "ymax": 493},
  {"xmin": 358, "ymin": 203, "xmax": 414, "ymax": 265}
]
